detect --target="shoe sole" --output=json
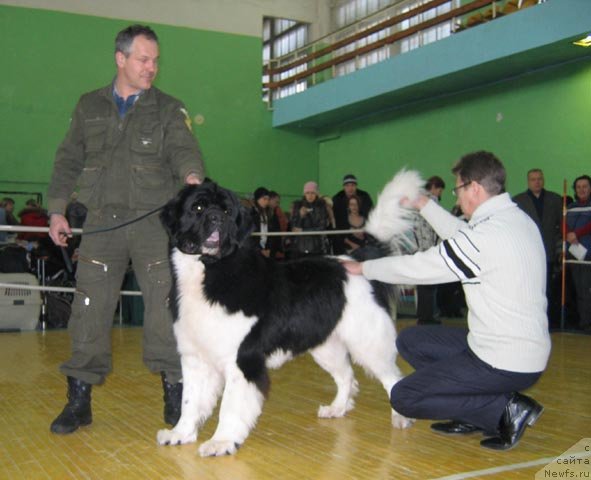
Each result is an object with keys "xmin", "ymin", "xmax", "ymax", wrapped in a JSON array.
[
  {"xmin": 431, "ymin": 428, "xmax": 483, "ymax": 436},
  {"xmin": 50, "ymin": 417, "xmax": 92, "ymax": 435},
  {"xmin": 480, "ymin": 404, "xmax": 544, "ymax": 451},
  {"xmin": 526, "ymin": 404, "xmax": 544, "ymax": 427}
]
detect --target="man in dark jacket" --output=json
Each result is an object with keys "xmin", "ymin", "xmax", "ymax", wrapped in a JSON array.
[
  {"xmin": 513, "ymin": 169, "xmax": 562, "ymax": 326},
  {"xmin": 47, "ymin": 24, "xmax": 205, "ymax": 435},
  {"xmin": 332, "ymin": 174, "xmax": 374, "ymax": 254}
]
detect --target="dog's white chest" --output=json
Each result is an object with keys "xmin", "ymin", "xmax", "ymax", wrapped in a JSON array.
[{"xmin": 171, "ymin": 251, "xmax": 257, "ymax": 363}]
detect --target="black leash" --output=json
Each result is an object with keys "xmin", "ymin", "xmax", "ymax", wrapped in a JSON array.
[
  {"xmin": 58, "ymin": 205, "xmax": 165, "ymax": 273},
  {"xmin": 80, "ymin": 205, "xmax": 166, "ymax": 236},
  {"xmin": 61, "ymin": 204, "xmax": 165, "ymax": 237}
]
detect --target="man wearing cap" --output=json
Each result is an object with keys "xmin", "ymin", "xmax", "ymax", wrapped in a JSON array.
[{"xmin": 332, "ymin": 174, "xmax": 374, "ymax": 254}]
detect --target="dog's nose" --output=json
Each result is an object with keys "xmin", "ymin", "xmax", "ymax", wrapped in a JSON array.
[{"xmin": 207, "ymin": 211, "xmax": 222, "ymax": 224}]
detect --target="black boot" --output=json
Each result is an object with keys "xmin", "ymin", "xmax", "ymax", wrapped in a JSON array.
[
  {"xmin": 480, "ymin": 393, "xmax": 543, "ymax": 451},
  {"xmin": 50, "ymin": 376, "xmax": 92, "ymax": 434},
  {"xmin": 161, "ymin": 372, "xmax": 182, "ymax": 426}
]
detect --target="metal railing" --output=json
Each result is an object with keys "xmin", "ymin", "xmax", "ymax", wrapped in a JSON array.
[{"xmin": 263, "ymin": 0, "xmax": 540, "ymax": 105}]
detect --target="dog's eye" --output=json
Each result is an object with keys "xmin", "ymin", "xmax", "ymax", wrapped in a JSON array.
[
  {"xmin": 192, "ymin": 201, "xmax": 207, "ymax": 213},
  {"xmin": 224, "ymin": 208, "xmax": 232, "ymax": 215}
]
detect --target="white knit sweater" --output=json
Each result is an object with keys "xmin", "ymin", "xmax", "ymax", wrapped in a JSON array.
[{"xmin": 363, "ymin": 193, "xmax": 551, "ymax": 373}]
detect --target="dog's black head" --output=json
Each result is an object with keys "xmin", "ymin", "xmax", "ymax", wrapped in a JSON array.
[{"xmin": 160, "ymin": 182, "xmax": 253, "ymax": 261}]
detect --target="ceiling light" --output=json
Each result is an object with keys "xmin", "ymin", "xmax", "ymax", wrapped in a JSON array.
[{"xmin": 573, "ymin": 34, "xmax": 591, "ymax": 47}]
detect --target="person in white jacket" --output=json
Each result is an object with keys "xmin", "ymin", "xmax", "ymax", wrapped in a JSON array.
[{"xmin": 343, "ymin": 151, "xmax": 551, "ymax": 451}]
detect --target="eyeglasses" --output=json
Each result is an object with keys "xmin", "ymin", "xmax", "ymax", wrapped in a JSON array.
[{"xmin": 452, "ymin": 181, "xmax": 472, "ymax": 196}]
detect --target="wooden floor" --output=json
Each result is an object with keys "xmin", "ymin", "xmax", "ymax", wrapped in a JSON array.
[{"xmin": 0, "ymin": 319, "xmax": 589, "ymax": 480}]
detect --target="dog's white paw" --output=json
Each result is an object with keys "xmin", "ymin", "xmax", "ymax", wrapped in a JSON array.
[
  {"xmin": 157, "ymin": 428, "xmax": 197, "ymax": 446},
  {"xmin": 318, "ymin": 404, "xmax": 348, "ymax": 418},
  {"xmin": 199, "ymin": 439, "xmax": 240, "ymax": 457},
  {"xmin": 391, "ymin": 411, "xmax": 415, "ymax": 429}
]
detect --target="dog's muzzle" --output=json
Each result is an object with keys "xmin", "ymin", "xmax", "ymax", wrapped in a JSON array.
[{"xmin": 201, "ymin": 230, "xmax": 220, "ymax": 256}]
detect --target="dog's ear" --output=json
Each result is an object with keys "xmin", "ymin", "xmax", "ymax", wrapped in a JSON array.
[{"xmin": 160, "ymin": 193, "xmax": 179, "ymax": 239}]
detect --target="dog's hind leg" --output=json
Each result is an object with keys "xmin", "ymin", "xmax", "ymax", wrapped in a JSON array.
[
  {"xmin": 198, "ymin": 365, "xmax": 265, "ymax": 457},
  {"xmin": 310, "ymin": 336, "xmax": 358, "ymax": 418},
  {"xmin": 157, "ymin": 354, "xmax": 223, "ymax": 446},
  {"xmin": 344, "ymin": 312, "xmax": 414, "ymax": 430}
]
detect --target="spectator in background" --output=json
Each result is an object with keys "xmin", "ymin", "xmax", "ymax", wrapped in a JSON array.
[
  {"xmin": 332, "ymin": 174, "xmax": 373, "ymax": 254},
  {"xmin": 413, "ymin": 176, "xmax": 445, "ymax": 325},
  {"xmin": 513, "ymin": 169, "xmax": 562, "ymax": 327},
  {"xmin": 291, "ymin": 181, "xmax": 330, "ymax": 258},
  {"xmin": 18, "ymin": 199, "xmax": 49, "ymax": 241},
  {"xmin": 268, "ymin": 191, "xmax": 288, "ymax": 260},
  {"xmin": 0, "ymin": 206, "xmax": 7, "ymax": 243},
  {"xmin": 566, "ymin": 174, "xmax": 591, "ymax": 331},
  {"xmin": 252, "ymin": 187, "xmax": 271, "ymax": 257},
  {"xmin": 343, "ymin": 195, "xmax": 367, "ymax": 254},
  {"xmin": 1, "ymin": 198, "xmax": 19, "ymax": 226}
]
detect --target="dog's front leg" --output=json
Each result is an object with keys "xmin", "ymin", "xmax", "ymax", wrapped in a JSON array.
[
  {"xmin": 198, "ymin": 366, "xmax": 265, "ymax": 457},
  {"xmin": 157, "ymin": 354, "xmax": 222, "ymax": 446}
]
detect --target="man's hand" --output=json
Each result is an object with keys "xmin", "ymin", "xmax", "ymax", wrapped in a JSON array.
[
  {"xmin": 341, "ymin": 260, "xmax": 363, "ymax": 275},
  {"xmin": 566, "ymin": 232, "xmax": 578, "ymax": 244},
  {"xmin": 185, "ymin": 173, "xmax": 201, "ymax": 185},
  {"xmin": 400, "ymin": 194, "xmax": 429, "ymax": 210},
  {"xmin": 49, "ymin": 214, "xmax": 72, "ymax": 247}
]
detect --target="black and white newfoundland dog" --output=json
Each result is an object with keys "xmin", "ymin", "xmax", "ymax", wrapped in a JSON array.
[{"xmin": 156, "ymin": 170, "xmax": 423, "ymax": 457}]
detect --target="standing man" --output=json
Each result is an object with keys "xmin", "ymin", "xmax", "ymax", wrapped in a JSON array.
[
  {"xmin": 343, "ymin": 151, "xmax": 550, "ymax": 451},
  {"xmin": 332, "ymin": 174, "xmax": 373, "ymax": 254},
  {"xmin": 413, "ymin": 175, "xmax": 445, "ymax": 325},
  {"xmin": 513, "ymin": 169, "xmax": 562, "ymax": 326},
  {"xmin": 566, "ymin": 175, "xmax": 591, "ymax": 331},
  {"xmin": 47, "ymin": 25, "xmax": 205, "ymax": 434}
]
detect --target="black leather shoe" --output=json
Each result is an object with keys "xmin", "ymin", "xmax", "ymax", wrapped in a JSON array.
[
  {"xmin": 480, "ymin": 393, "xmax": 543, "ymax": 451},
  {"xmin": 431, "ymin": 421, "xmax": 483, "ymax": 435},
  {"xmin": 162, "ymin": 372, "xmax": 183, "ymax": 426},
  {"xmin": 50, "ymin": 376, "xmax": 92, "ymax": 434}
]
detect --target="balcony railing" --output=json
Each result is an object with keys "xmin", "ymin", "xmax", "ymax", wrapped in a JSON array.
[{"xmin": 263, "ymin": 0, "xmax": 540, "ymax": 106}]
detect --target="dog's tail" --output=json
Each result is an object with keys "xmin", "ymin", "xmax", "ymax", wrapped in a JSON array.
[
  {"xmin": 351, "ymin": 169, "xmax": 424, "ymax": 316},
  {"xmin": 365, "ymin": 168, "xmax": 424, "ymax": 253}
]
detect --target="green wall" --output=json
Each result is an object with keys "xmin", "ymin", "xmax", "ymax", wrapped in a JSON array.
[
  {"xmin": 318, "ymin": 59, "xmax": 591, "ymax": 210},
  {"xmin": 2, "ymin": 4, "xmax": 589, "ymax": 216},
  {"xmin": 0, "ymin": 5, "xmax": 318, "ymax": 212}
]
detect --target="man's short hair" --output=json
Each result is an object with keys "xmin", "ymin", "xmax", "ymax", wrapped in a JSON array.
[
  {"xmin": 115, "ymin": 25, "xmax": 158, "ymax": 56},
  {"xmin": 426, "ymin": 175, "xmax": 445, "ymax": 190},
  {"xmin": 527, "ymin": 168, "xmax": 543, "ymax": 177},
  {"xmin": 452, "ymin": 151, "xmax": 506, "ymax": 195}
]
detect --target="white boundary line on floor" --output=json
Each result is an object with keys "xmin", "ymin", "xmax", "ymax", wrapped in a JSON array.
[{"xmin": 431, "ymin": 451, "xmax": 591, "ymax": 480}]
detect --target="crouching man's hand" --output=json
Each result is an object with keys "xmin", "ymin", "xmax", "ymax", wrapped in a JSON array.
[{"xmin": 341, "ymin": 260, "xmax": 363, "ymax": 276}]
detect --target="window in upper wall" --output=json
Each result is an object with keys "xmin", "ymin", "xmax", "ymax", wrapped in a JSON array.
[
  {"xmin": 399, "ymin": 0, "xmax": 455, "ymax": 53},
  {"xmin": 331, "ymin": 0, "xmax": 458, "ymax": 78},
  {"xmin": 262, "ymin": 16, "xmax": 310, "ymax": 103}
]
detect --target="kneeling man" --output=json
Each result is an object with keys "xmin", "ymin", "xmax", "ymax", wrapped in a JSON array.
[{"xmin": 343, "ymin": 151, "xmax": 551, "ymax": 450}]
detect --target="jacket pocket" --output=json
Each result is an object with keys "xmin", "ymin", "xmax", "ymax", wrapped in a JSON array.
[
  {"xmin": 84, "ymin": 118, "xmax": 107, "ymax": 153},
  {"xmin": 131, "ymin": 165, "xmax": 174, "ymax": 209},
  {"xmin": 130, "ymin": 120, "xmax": 162, "ymax": 157},
  {"xmin": 77, "ymin": 166, "xmax": 104, "ymax": 206}
]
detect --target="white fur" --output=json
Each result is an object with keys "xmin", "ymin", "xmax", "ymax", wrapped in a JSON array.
[
  {"xmin": 365, "ymin": 169, "xmax": 424, "ymax": 251},
  {"xmin": 157, "ymin": 249, "xmax": 414, "ymax": 456},
  {"xmin": 157, "ymin": 249, "xmax": 263, "ymax": 456}
]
